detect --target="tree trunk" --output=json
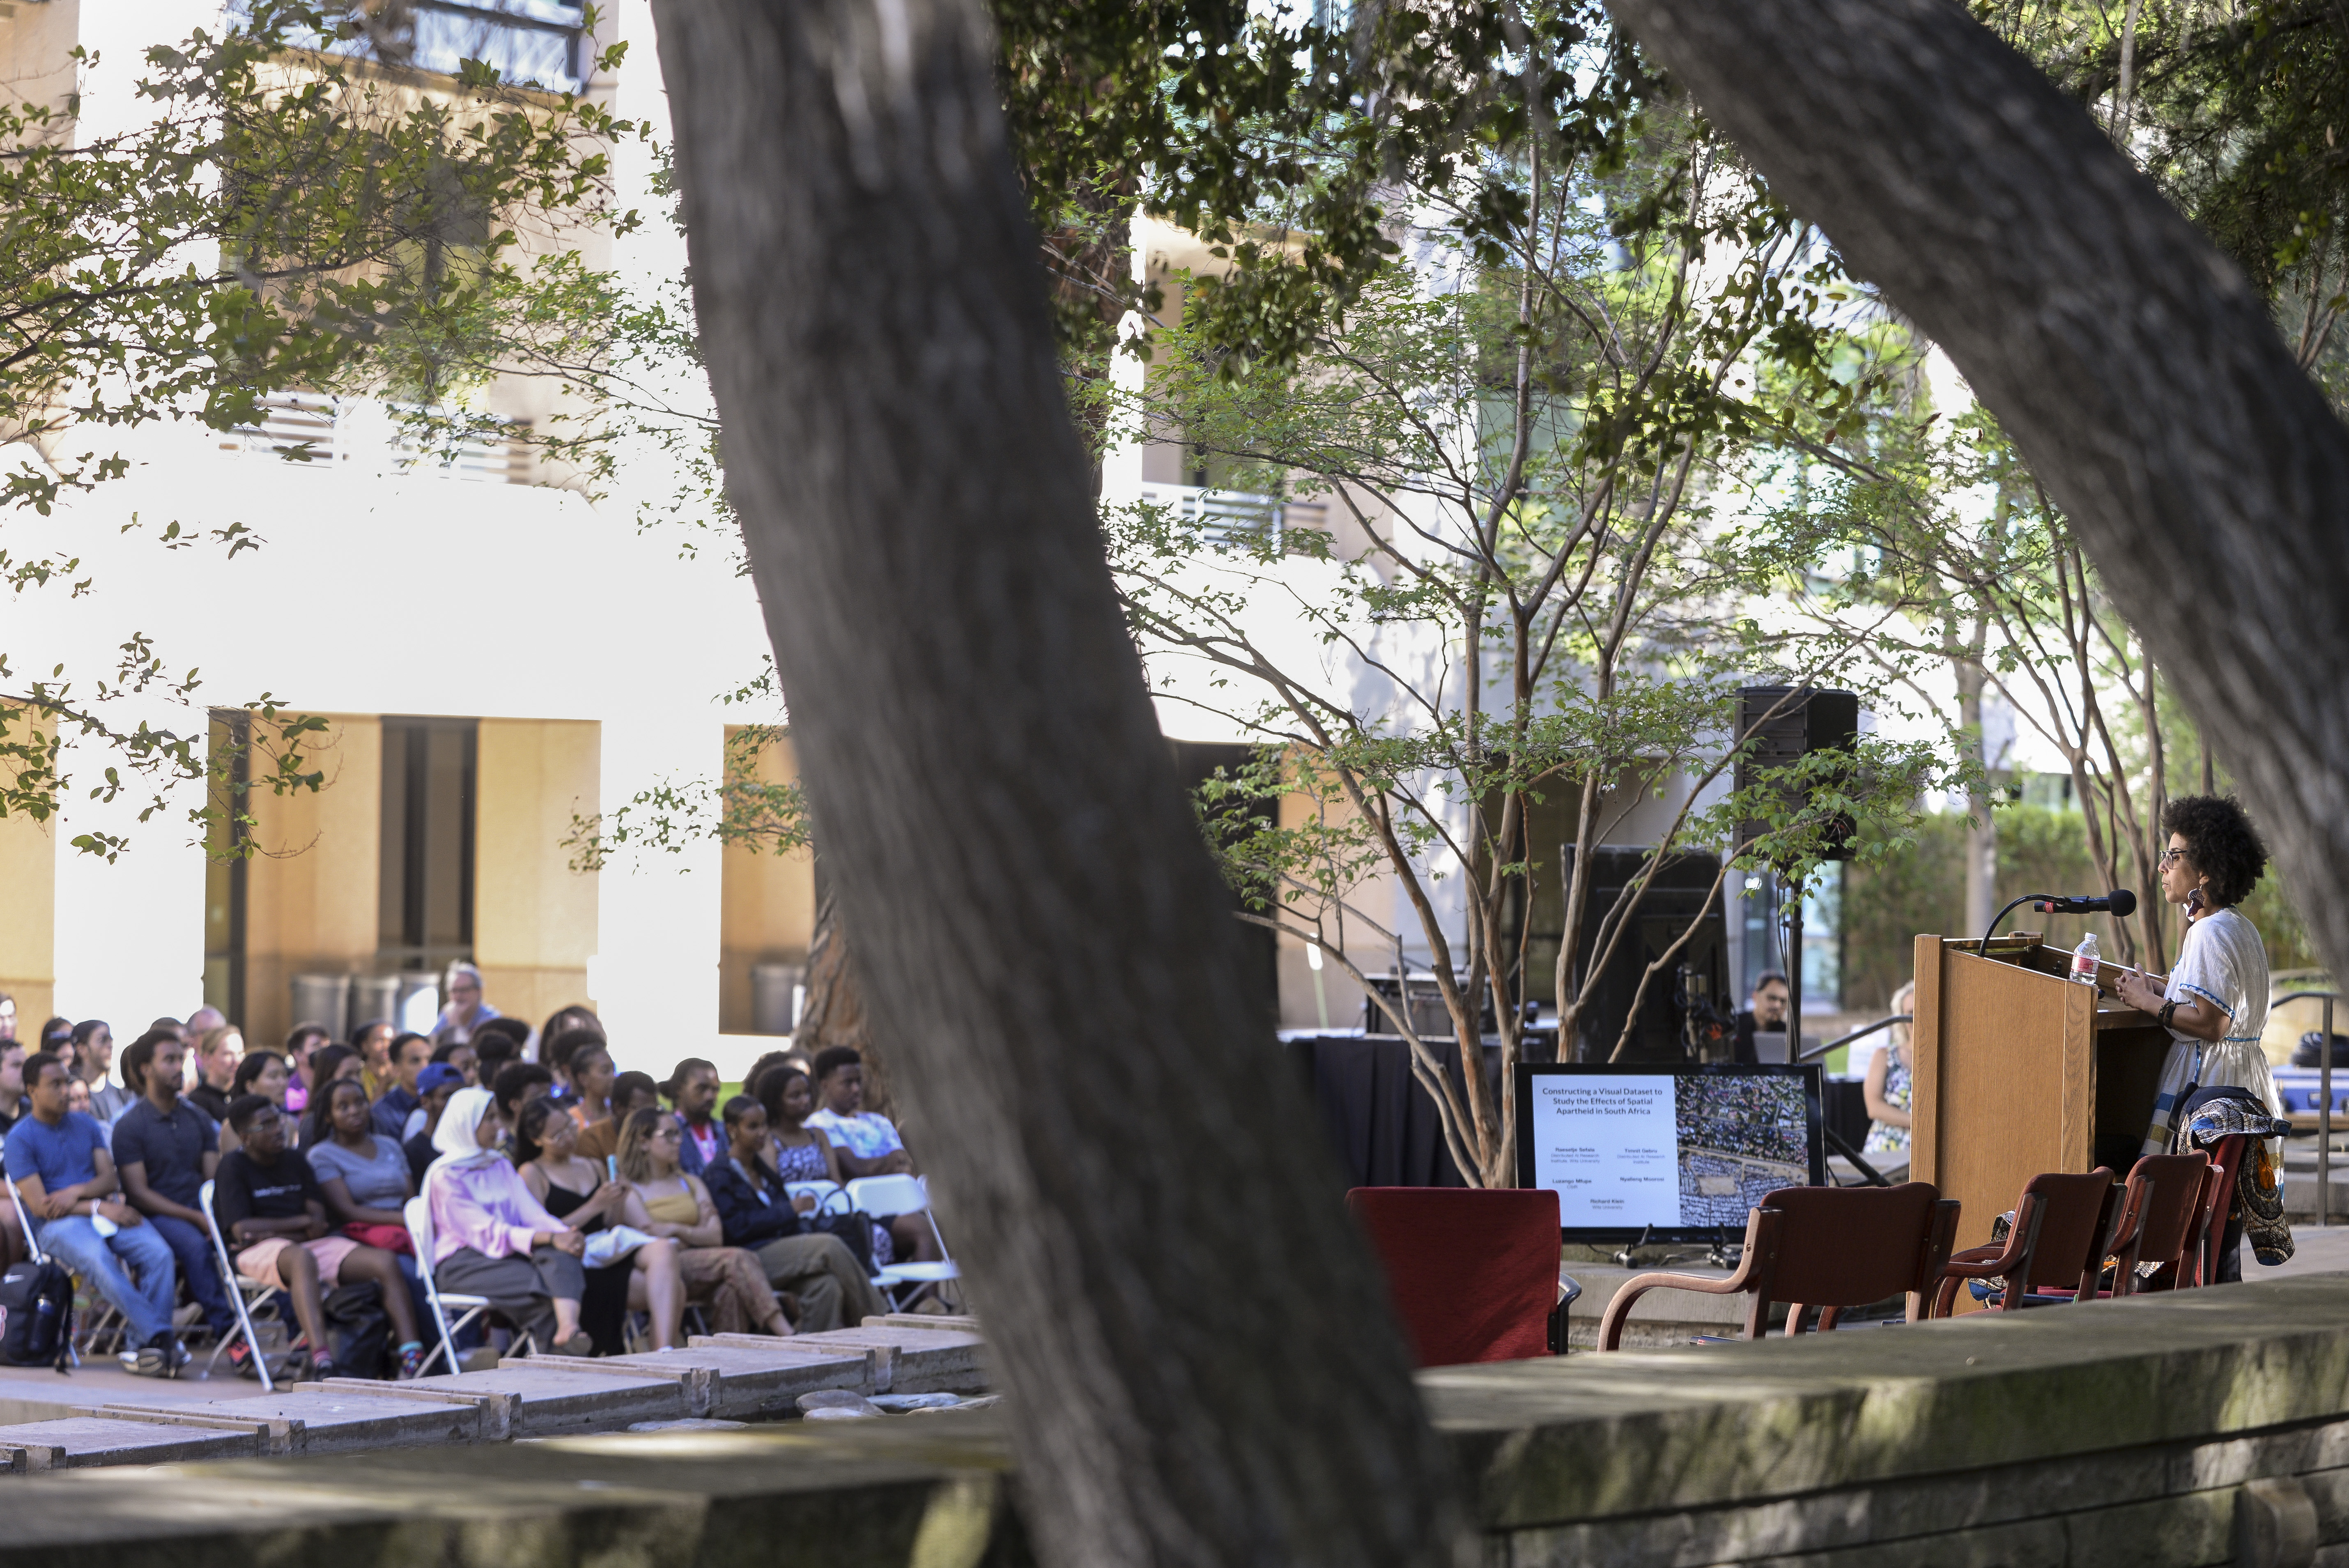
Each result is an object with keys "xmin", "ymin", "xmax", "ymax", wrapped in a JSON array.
[
  {"xmin": 793, "ymin": 890, "xmax": 896, "ymax": 1122},
  {"xmin": 1609, "ymin": 0, "xmax": 2349, "ymax": 989},
  {"xmin": 646, "ymin": 4, "xmax": 1461, "ymax": 1566}
]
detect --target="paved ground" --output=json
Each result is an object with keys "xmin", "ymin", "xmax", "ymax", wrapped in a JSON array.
[{"xmin": 2255, "ymin": 1218, "xmax": 2349, "ymax": 1277}]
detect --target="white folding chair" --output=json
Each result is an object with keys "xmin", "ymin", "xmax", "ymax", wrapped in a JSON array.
[
  {"xmin": 198, "ymin": 1179, "xmax": 278, "ymax": 1392},
  {"xmin": 844, "ymin": 1174, "xmax": 961, "ymax": 1309},
  {"xmin": 785, "ymin": 1179, "xmax": 851, "ymax": 1217},
  {"xmin": 405, "ymin": 1192, "xmax": 501, "ymax": 1376}
]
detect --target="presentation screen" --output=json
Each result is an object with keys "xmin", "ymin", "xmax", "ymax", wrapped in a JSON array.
[{"xmin": 1512, "ymin": 1064, "xmax": 1827, "ymax": 1242}]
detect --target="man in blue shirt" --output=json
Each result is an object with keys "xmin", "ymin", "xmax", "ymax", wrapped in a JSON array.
[
  {"xmin": 3, "ymin": 1052, "xmax": 179, "ymax": 1375},
  {"xmin": 110, "ymin": 1030, "xmax": 237, "ymax": 1351},
  {"xmin": 369, "ymin": 1032, "xmax": 431, "ymax": 1140}
]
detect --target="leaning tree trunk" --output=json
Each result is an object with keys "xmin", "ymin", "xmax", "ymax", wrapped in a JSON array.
[
  {"xmin": 646, "ymin": 4, "xmax": 1461, "ymax": 1567},
  {"xmin": 1609, "ymin": 0, "xmax": 2349, "ymax": 987},
  {"xmin": 793, "ymin": 891, "xmax": 898, "ymax": 1124}
]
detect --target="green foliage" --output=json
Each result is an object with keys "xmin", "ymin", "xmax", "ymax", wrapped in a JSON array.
[
  {"xmin": 1098, "ymin": 9, "xmax": 1972, "ymax": 1182},
  {"xmin": 0, "ymin": 1, "xmax": 640, "ymax": 855}
]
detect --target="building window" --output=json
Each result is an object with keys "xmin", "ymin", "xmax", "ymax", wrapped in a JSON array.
[{"xmin": 379, "ymin": 716, "xmax": 477, "ymax": 974}]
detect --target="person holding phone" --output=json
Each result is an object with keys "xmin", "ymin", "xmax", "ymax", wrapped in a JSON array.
[
  {"xmin": 2113, "ymin": 796, "xmax": 2281, "ymax": 1163},
  {"xmin": 515, "ymin": 1097, "xmax": 684, "ymax": 1352}
]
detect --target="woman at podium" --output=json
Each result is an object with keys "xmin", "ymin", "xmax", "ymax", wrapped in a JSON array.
[{"xmin": 2112, "ymin": 795, "xmax": 2278, "ymax": 1156}]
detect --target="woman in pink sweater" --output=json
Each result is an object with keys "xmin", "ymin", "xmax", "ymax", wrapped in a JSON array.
[{"xmin": 423, "ymin": 1087, "xmax": 591, "ymax": 1356}]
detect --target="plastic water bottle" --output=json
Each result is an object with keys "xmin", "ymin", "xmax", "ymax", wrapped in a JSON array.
[{"xmin": 2070, "ymin": 931, "xmax": 2101, "ymax": 986}]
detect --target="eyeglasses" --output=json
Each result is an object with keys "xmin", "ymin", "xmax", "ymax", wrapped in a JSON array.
[
  {"xmin": 2160, "ymin": 848, "xmax": 2190, "ymax": 867},
  {"xmin": 649, "ymin": 1126, "xmax": 681, "ymax": 1141}
]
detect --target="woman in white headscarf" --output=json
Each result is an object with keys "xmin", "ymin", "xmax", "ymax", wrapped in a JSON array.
[{"xmin": 422, "ymin": 1086, "xmax": 592, "ymax": 1356}]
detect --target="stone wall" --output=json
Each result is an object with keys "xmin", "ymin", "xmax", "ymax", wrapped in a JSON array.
[{"xmin": 16, "ymin": 1279, "xmax": 2349, "ymax": 1567}]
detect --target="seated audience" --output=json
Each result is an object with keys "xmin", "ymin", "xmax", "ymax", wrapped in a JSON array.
[
  {"xmin": 428, "ymin": 1038, "xmax": 479, "ymax": 1094},
  {"xmin": 489, "ymin": 1061, "xmax": 554, "ymax": 1160},
  {"xmin": 370, "ymin": 1032, "xmax": 432, "ymax": 1140},
  {"xmin": 38, "ymin": 1016, "xmax": 71, "ymax": 1058},
  {"xmin": 110, "ymin": 1030, "xmax": 239, "ymax": 1355},
  {"xmin": 540, "ymin": 1005, "xmax": 602, "ymax": 1055},
  {"xmin": 0, "ymin": 1040, "xmax": 21, "ymax": 1266},
  {"xmin": 215, "ymin": 1094, "xmax": 425, "ymax": 1379},
  {"xmin": 353, "ymin": 1019, "xmax": 395, "ymax": 1101},
  {"xmin": 575, "ymin": 1071, "xmax": 658, "ymax": 1164},
  {"xmin": 299, "ymin": 1045, "xmax": 365, "ymax": 1145},
  {"xmin": 754, "ymin": 1063, "xmax": 892, "ymax": 1266},
  {"xmin": 543, "ymin": 1027, "xmax": 604, "ymax": 1108},
  {"xmin": 185, "ymin": 1005, "xmax": 227, "ymax": 1039},
  {"xmin": 187, "ymin": 1025, "xmax": 245, "ymax": 1124},
  {"xmin": 706, "ymin": 1094, "xmax": 886, "ymax": 1332},
  {"xmin": 663, "ymin": 1058, "xmax": 724, "ymax": 1176},
  {"xmin": 0, "ymin": 990, "xmax": 12, "ymax": 1040},
  {"xmin": 72, "ymin": 1021, "xmax": 130, "ymax": 1122},
  {"xmin": 4, "ymin": 1051, "xmax": 180, "ymax": 1375},
  {"xmin": 64, "ymin": 1078, "xmax": 91, "ymax": 1116},
  {"xmin": 310, "ymin": 1078, "xmax": 417, "ymax": 1244},
  {"xmin": 282, "ymin": 1023, "xmax": 331, "ymax": 1117},
  {"xmin": 616, "ymin": 1107, "xmax": 788, "ymax": 1336},
  {"xmin": 218, "ymin": 1050, "xmax": 292, "ymax": 1157},
  {"xmin": 405, "ymin": 1063, "xmax": 465, "ymax": 1188},
  {"xmin": 805, "ymin": 1047, "xmax": 939, "ymax": 1261},
  {"xmin": 516, "ymin": 1097, "xmax": 684, "ymax": 1352},
  {"xmin": 432, "ymin": 961, "xmax": 500, "ymax": 1048},
  {"xmin": 566, "ymin": 1041, "xmax": 617, "ymax": 1133},
  {"xmin": 0, "ymin": 1039, "xmax": 27, "ymax": 1134},
  {"xmin": 422, "ymin": 1086, "xmax": 591, "ymax": 1356},
  {"xmin": 469, "ymin": 1019, "xmax": 526, "ymax": 1092}
]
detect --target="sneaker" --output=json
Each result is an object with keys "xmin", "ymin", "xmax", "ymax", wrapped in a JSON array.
[
  {"xmin": 310, "ymin": 1351, "xmax": 336, "ymax": 1381},
  {"xmin": 225, "ymin": 1340, "xmax": 261, "ymax": 1380},
  {"xmin": 121, "ymin": 1340, "xmax": 169, "ymax": 1378},
  {"xmin": 396, "ymin": 1343, "xmax": 427, "ymax": 1381}
]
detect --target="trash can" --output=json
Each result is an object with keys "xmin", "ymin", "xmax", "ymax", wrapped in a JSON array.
[
  {"xmin": 751, "ymin": 963, "xmax": 803, "ymax": 1036},
  {"xmin": 348, "ymin": 975, "xmax": 401, "ymax": 1041},
  {"xmin": 289, "ymin": 974, "xmax": 351, "ymax": 1042}
]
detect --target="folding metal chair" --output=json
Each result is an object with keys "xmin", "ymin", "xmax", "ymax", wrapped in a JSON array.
[
  {"xmin": 198, "ymin": 1179, "xmax": 277, "ymax": 1392},
  {"xmin": 405, "ymin": 1193, "xmax": 501, "ymax": 1375},
  {"xmin": 785, "ymin": 1179, "xmax": 851, "ymax": 1217},
  {"xmin": 845, "ymin": 1174, "xmax": 960, "ymax": 1310}
]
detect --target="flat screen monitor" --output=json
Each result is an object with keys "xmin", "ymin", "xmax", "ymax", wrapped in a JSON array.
[{"xmin": 1512, "ymin": 1063, "xmax": 1827, "ymax": 1243}]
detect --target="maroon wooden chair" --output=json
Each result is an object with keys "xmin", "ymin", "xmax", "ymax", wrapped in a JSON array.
[
  {"xmin": 2188, "ymin": 1135, "xmax": 2251, "ymax": 1288},
  {"xmin": 2102, "ymin": 1151, "xmax": 2211, "ymax": 1294},
  {"xmin": 1931, "ymin": 1168, "xmax": 2117, "ymax": 1316},
  {"xmin": 1596, "ymin": 1183, "xmax": 1960, "ymax": 1350},
  {"xmin": 1345, "ymin": 1187, "xmax": 1563, "ymax": 1367}
]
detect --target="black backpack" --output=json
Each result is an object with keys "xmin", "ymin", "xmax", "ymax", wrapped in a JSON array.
[
  {"xmin": 0, "ymin": 1259, "xmax": 76, "ymax": 1370},
  {"xmin": 323, "ymin": 1279, "xmax": 391, "ymax": 1379}
]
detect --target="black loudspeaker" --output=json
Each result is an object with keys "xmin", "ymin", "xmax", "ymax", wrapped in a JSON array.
[
  {"xmin": 1734, "ymin": 685, "xmax": 1859, "ymax": 864},
  {"xmin": 1559, "ymin": 846, "xmax": 1730, "ymax": 1063}
]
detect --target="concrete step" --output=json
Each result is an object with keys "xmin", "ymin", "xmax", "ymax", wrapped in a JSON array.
[
  {"xmin": 0, "ymin": 1414, "xmax": 266, "ymax": 1471},
  {"xmin": 405, "ymin": 1363, "xmax": 689, "ymax": 1437}
]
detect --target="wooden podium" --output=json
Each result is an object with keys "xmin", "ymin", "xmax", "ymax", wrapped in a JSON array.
[{"xmin": 1912, "ymin": 933, "xmax": 2172, "ymax": 1270}]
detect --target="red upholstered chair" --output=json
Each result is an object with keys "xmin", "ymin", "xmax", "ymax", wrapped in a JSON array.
[
  {"xmin": 2189, "ymin": 1136, "xmax": 2250, "ymax": 1289},
  {"xmin": 2105, "ymin": 1152, "xmax": 2210, "ymax": 1294},
  {"xmin": 1931, "ymin": 1168, "xmax": 2117, "ymax": 1316},
  {"xmin": 1597, "ymin": 1182, "xmax": 1960, "ymax": 1350},
  {"xmin": 1345, "ymin": 1187, "xmax": 1563, "ymax": 1367}
]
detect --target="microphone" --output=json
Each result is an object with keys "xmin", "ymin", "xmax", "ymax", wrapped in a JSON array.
[{"xmin": 2033, "ymin": 890, "xmax": 2138, "ymax": 917}]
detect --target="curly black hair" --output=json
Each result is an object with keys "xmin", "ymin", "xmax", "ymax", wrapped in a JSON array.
[{"xmin": 2162, "ymin": 794, "xmax": 2269, "ymax": 908}]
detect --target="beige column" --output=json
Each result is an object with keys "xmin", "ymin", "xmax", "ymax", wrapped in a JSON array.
[
  {"xmin": 718, "ymin": 728, "xmax": 816, "ymax": 1032},
  {"xmin": 241, "ymin": 716, "xmax": 383, "ymax": 1048},
  {"xmin": 0, "ymin": 807, "xmax": 55, "ymax": 1028},
  {"xmin": 474, "ymin": 719, "xmax": 600, "ymax": 1034}
]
